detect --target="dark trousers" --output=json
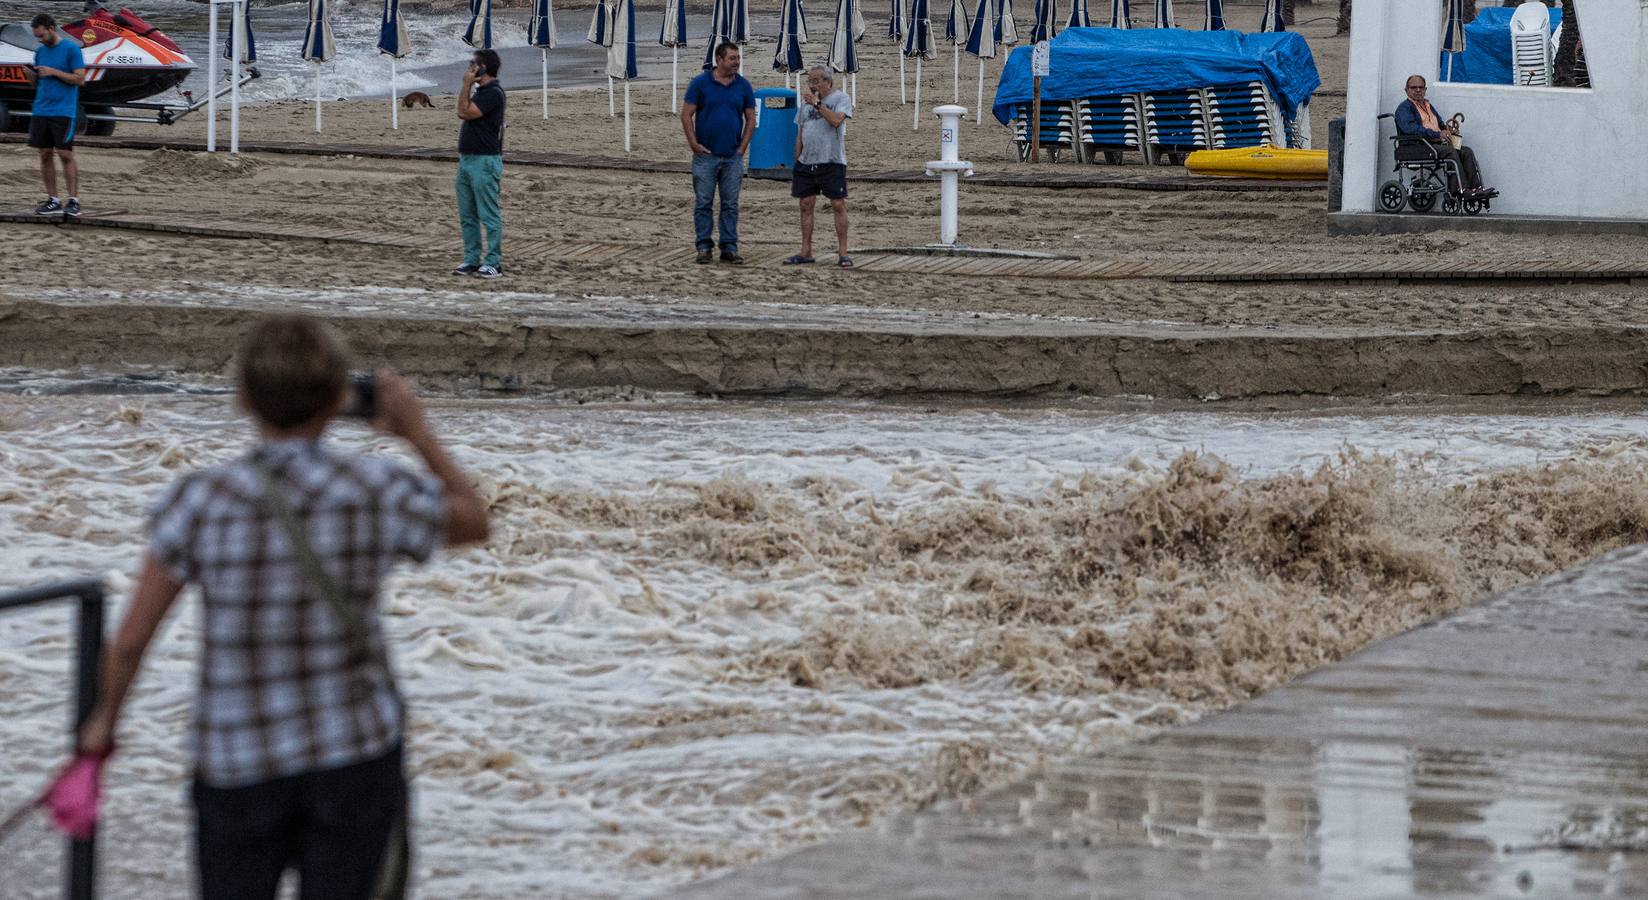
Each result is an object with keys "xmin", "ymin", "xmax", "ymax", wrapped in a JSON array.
[
  {"xmin": 1435, "ymin": 143, "xmax": 1483, "ymax": 193},
  {"xmin": 193, "ymin": 744, "xmax": 407, "ymax": 900}
]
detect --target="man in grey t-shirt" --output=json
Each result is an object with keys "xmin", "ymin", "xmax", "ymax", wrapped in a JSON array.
[{"xmin": 785, "ymin": 66, "xmax": 855, "ymax": 268}]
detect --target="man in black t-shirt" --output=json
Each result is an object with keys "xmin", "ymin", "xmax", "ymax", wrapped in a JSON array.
[{"xmin": 453, "ymin": 49, "xmax": 506, "ymax": 278}]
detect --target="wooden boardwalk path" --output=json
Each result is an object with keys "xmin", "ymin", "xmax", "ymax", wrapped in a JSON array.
[
  {"xmin": 679, "ymin": 545, "xmax": 1648, "ymax": 899},
  {"xmin": 6, "ymin": 211, "xmax": 1646, "ymax": 286},
  {"xmin": 0, "ymin": 133, "xmax": 1323, "ymax": 193}
]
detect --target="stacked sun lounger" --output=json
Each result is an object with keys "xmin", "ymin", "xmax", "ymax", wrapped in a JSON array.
[
  {"xmin": 1204, "ymin": 81, "xmax": 1278, "ymax": 149},
  {"xmin": 1007, "ymin": 99, "xmax": 1078, "ymax": 160},
  {"xmin": 1075, "ymin": 94, "xmax": 1146, "ymax": 163},
  {"xmin": 1142, "ymin": 89, "xmax": 1211, "ymax": 155}
]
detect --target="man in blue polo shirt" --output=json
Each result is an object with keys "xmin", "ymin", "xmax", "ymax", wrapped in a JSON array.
[
  {"xmin": 25, "ymin": 14, "xmax": 86, "ymax": 218},
  {"xmin": 680, "ymin": 42, "xmax": 756, "ymax": 264}
]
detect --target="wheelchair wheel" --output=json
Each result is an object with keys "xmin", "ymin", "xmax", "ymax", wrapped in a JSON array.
[
  {"xmin": 1377, "ymin": 180, "xmax": 1407, "ymax": 213},
  {"xmin": 1442, "ymin": 196, "xmax": 1462, "ymax": 216},
  {"xmin": 1408, "ymin": 190, "xmax": 1437, "ymax": 213},
  {"xmin": 1463, "ymin": 198, "xmax": 1484, "ymax": 216}
]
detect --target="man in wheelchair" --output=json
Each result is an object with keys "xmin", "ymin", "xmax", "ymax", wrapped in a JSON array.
[{"xmin": 1394, "ymin": 74, "xmax": 1497, "ymax": 201}]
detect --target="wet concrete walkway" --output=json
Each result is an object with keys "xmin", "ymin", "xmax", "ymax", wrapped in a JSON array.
[{"xmin": 679, "ymin": 546, "xmax": 1648, "ymax": 898}]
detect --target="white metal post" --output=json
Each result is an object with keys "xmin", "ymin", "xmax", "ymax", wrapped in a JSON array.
[
  {"xmin": 542, "ymin": 50, "xmax": 549, "ymax": 118},
  {"xmin": 314, "ymin": 65, "xmax": 323, "ymax": 132},
  {"xmin": 391, "ymin": 57, "xmax": 399, "ymax": 130},
  {"xmin": 608, "ymin": 76, "xmax": 615, "ymax": 116},
  {"xmin": 925, "ymin": 104, "xmax": 973, "ymax": 246},
  {"xmin": 230, "ymin": 1, "xmax": 243, "ymax": 154},
  {"xmin": 952, "ymin": 42, "xmax": 959, "ymax": 101},
  {"xmin": 976, "ymin": 60, "xmax": 984, "ymax": 123},
  {"xmin": 624, "ymin": 81, "xmax": 632, "ymax": 152},
  {"xmin": 670, "ymin": 46, "xmax": 679, "ymax": 112},
  {"xmin": 207, "ymin": 0, "xmax": 219, "ymax": 153},
  {"xmin": 913, "ymin": 58, "xmax": 922, "ymax": 129},
  {"xmin": 899, "ymin": 53, "xmax": 907, "ymax": 103}
]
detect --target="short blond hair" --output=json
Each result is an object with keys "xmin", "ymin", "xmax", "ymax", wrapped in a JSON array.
[{"xmin": 237, "ymin": 315, "xmax": 350, "ymax": 428}]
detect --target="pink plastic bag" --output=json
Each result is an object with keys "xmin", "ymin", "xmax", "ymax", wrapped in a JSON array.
[{"xmin": 42, "ymin": 754, "xmax": 107, "ymax": 840}]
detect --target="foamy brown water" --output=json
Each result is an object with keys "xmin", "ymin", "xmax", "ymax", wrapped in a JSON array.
[{"xmin": 4, "ymin": 385, "xmax": 1648, "ymax": 898}]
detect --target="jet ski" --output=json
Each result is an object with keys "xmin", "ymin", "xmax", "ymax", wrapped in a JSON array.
[{"xmin": 0, "ymin": 4, "xmax": 194, "ymax": 132}]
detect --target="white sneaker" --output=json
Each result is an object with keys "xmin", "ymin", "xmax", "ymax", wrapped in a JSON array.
[{"xmin": 475, "ymin": 265, "xmax": 502, "ymax": 279}]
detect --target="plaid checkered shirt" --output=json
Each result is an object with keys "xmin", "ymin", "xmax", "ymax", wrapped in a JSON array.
[{"xmin": 147, "ymin": 438, "xmax": 444, "ymax": 788}]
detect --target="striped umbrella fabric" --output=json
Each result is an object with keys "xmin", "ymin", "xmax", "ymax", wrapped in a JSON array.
[
  {"xmin": 607, "ymin": 0, "xmax": 636, "ymax": 80},
  {"xmin": 1441, "ymin": 0, "xmax": 1465, "ymax": 79},
  {"xmin": 588, "ymin": 0, "xmax": 611, "ymax": 46},
  {"xmin": 774, "ymin": 0, "xmax": 806, "ymax": 75},
  {"xmin": 660, "ymin": 0, "xmax": 686, "ymax": 46},
  {"xmin": 829, "ymin": 0, "xmax": 860, "ymax": 74},
  {"xmin": 1031, "ymin": 0, "xmax": 1056, "ymax": 42},
  {"xmin": 945, "ymin": 0, "xmax": 969, "ymax": 40},
  {"xmin": 301, "ymin": 0, "xmax": 334, "ymax": 61},
  {"xmin": 463, "ymin": 0, "xmax": 493, "ymax": 48},
  {"xmin": 224, "ymin": 1, "xmax": 257, "ymax": 63},
  {"xmin": 1258, "ymin": 0, "xmax": 1284, "ymax": 31},
  {"xmin": 703, "ymin": 0, "xmax": 724, "ymax": 67},
  {"xmin": 1107, "ymin": 0, "xmax": 1129, "ymax": 28},
  {"xmin": 964, "ymin": 0, "xmax": 995, "ymax": 122},
  {"xmin": 530, "ymin": 0, "xmax": 556, "ymax": 118},
  {"xmin": 1153, "ymin": 0, "xmax": 1171, "ymax": 27},
  {"xmin": 1066, "ymin": 0, "xmax": 1089, "ymax": 28},
  {"xmin": 888, "ymin": 0, "xmax": 904, "ymax": 41},
  {"xmin": 1202, "ymin": 0, "xmax": 1222, "ymax": 30},
  {"xmin": 378, "ymin": 0, "xmax": 408, "ymax": 57},
  {"xmin": 852, "ymin": 0, "xmax": 866, "ymax": 39},
  {"xmin": 996, "ymin": 0, "xmax": 1019, "ymax": 44},
  {"xmin": 728, "ymin": 0, "xmax": 750, "ymax": 44},
  {"xmin": 903, "ymin": 0, "xmax": 935, "ymax": 57}
]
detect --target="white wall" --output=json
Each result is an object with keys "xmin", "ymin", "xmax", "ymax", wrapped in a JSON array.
[{"xmin": 1342, "ymin": 0, "xmax": 1648, "ymax": 219}]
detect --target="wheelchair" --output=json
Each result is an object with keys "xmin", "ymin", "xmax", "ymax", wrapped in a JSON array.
[{"xmin": 1374, "ymin": 112, "xmax": 1492, "ymax": 216}]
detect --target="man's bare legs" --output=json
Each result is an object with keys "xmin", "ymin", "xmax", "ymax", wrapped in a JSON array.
[
  {"xmin": 799, "ymin": 195, "xmax": 817, "ymax": 259},
  {"xmin": 38, "ymin": 148, "xmax": 77, "ymax": 199},
  {"xmin": 39, "ymin": 148, "xmax": 56, "ymax": 198},
  {"xmin": 829, "ymin": 198, "xmax": 848, "ymax": 257}
]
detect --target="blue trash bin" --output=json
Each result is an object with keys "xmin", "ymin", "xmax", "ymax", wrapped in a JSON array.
[{"xmin": 748, "ymin": 87, "xmax": 798, "ymax": 172}]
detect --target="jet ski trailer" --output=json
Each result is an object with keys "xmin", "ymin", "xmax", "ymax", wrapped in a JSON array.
[{"xmin": 0, "ymin": 4, "xmax": 255, "ymax": 136}]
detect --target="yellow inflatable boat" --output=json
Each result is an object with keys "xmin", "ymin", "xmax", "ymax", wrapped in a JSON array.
[{"xmin": 1184, "ymin": 146, "xmax": 1329, "ymax": 180}]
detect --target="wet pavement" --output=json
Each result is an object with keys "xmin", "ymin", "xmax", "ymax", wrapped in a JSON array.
[{"xmin": 678, "ymin": 545, "xmax": 1648, "ymax": 898}]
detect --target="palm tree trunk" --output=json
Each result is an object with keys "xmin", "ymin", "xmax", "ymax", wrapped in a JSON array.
[{"xmin": 1553, "ymin": 0, "xmax": 1580, "ymax": 86}]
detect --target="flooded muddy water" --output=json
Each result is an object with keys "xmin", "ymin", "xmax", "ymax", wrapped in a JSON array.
[{"xmin": 4, "ymin": 382, "xmax": 1648, "ymax": 898}]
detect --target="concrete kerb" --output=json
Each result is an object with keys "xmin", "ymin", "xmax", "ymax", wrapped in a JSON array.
[{"xmin": 1330, "ymin": 211, "xmax": 1648, "ymax": 238}]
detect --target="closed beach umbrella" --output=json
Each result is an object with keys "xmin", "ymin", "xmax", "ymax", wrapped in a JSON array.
[
  {"xmin": 964, "ymin": 0, "xmax": 995, "ymax": 123},
  {"xmin": 1258, "ymin": 0, "xmax": 1283, "ymax": 31},
  {"xmin": 703, "ymin": 0, "xmax": 725, "ymax": 68},
  {"xmin": 828, "ymin": 0, "xmax": 860, "ymax": 100},
  {"xmin": 729, "ymin": 0, "xmax": 750, "ymax": 43},
  {"xmin": 1107, "ymin": 0, "xmax": 1129, "ymax": 28},
  {"xmin": 589, "ymin": 0, "xmax": 615, "ymax": 115},
  {"xmin": 1441, "ymin": 0, "xmax": 1465, "ymax": 79},
  {"xmin": 1152, "ymin": 0, "xmax": 1171, "ymax": 27},
  {"xmin": 660, "ymin": 0, "xmax": 686, "ymax": 110},
  {"xmin": 890, "ymin": 0, "xmax": 906, "ymax": 103},
  {"xmin": 775, "ymin": 0, "xmax": 806, "ymax": 87},
  {"xmin": 608, "ymin": 0, "xmax": 637, "ymax": 151},
  {"xmin": 904, "ymin": 0, "xmax": 935, "ymax": 128},
  {"xmin": 995, "ymin": 0, "xmax": 1019, "ymax": 44},
  {"xmin": 300, "ymin": 0, "xmax": 334, "ymax": 132},
  {"xmin": 944, "ymin": 0, "xmax": 968, "ymax": 100},
  {"xmin": 463, "ymin": 0, "xmax": 493, "ymax": 48},
  {"xmin": 1066, "ymin": 0, "xmax": 1089, "ymax": 28},
  {"xmin": 377, "ymin": 0, "xmax": 408, "ymax": 128},
  {"xmin": 852, "ymin": 0, "xmax": 867, "ymax": 39},
  {"xmin": 224, "ymin": 1, "xmax": 257, "ymax": 64},
  {"xmin": 529, "ymin": 0, "xmax": 556, "ymax": 118},
  {"xmin": 1031, "ymin": 0, "xmax": 1056, "ymax": 42},
  {"xmin": 1201, "ymin": 0, "xmax": 1222, "ymax": 30}
]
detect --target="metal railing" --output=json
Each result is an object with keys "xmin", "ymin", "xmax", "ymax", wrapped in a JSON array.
[{"xmin": 0, "ymin": 579, "xmax": 105, "ymax": 900}]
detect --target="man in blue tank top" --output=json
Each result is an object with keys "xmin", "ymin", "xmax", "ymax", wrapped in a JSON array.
[
  {"xmin": 680, "ymin": 42, "xmax": 756, "ymax": 264},
  {"xmin": 25, "ymin": 14, "xmax": 86, "ymax": 218}
]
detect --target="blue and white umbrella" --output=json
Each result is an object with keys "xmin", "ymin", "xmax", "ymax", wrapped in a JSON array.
[
  {"xmin": 463, "ymin": 0, "xmax": 493, "ymax": 48},
  {"xmin": 1441, "ymin": 0, "xmax": 1465, "ymax": 80},
  {"xmin": 1107, "ymin": 0, "xmax": 1129, "ymax": 28},
  {"xmin": 703, "ymin": 0, "xmax": 749, "ymax": 70},
  {"xmin": 224, "ymin": 1, "xmax": 257, "ymax": 64},
  {"xmin": 1202, "ymin": 0, "xmax": 1222, "ymax": 30},
  {"xmin": 996, "ymin": 0, "xmax": 1019, "ymax": 44},
  {"xmin": 608, "ymin": 0, "xmax": 637, "ymax": 151},
  {"xmin": 829, "ymin": 0, "xmax": 860, "ymax": 79},
  {"xmin": 775, "ymin": 0, "xmax": 807, "ymax": 86},
  {"xmin": 1258, "ymin": 0, "xmax": 1284, "ymax": 31},
  {"xmin": 660, "ymin": 0, "xmax": 686, "ymax": 109},
  {"xmin": 1152, "ymin": 0, "xmax": 1171, "ymax": 27},
  {"xmin": 890, "ymin": 0, "xmax": 907, "ymax": 103},
  {"xmin": 944, "ymin": 0, "xmax": 969, "ymax": 100},
  {"xmin": 1031, "ymin": 0, "xmax": 1056, "ymax": 42},
  {"xmin": 964, "ymin": 0, "xmax": 996, "ymax": 123},
  {"xmin": 589, "ymin": 0, "xmax": 615, "ymax": 114},
  {"xmin": 300, "ymin": 0, "xmax": 334, "ymax": 132},
  {"xmin": 852, "ymin": 0, "xmax": 867, "ymax": 39},
  {"xmin": 1066, "ymin": 0, "xmax": 1089, "ymax": 28},
  {"xmin": 377, "ymin": 0, "xmax": 408, "ymax": 127},
  {"xmin": 529, "ymin": 0, "xmax": 556, "ymax": 118},
  {"xmin": 703, "ymin": 0, "xmax": 724, "ymax": 68},
  {"xmin": 904, "ymin": 0, "xmax": 935, "ymax": 127}
]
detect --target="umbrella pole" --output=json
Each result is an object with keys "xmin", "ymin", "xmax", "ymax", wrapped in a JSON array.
[
  {"xmin": 976, "ymin": 59, "xmax": 984, "ymax": 124},
  {"xmin": 315, "ymin": 65, "xmax": 322, "ymax": 133},
  {"xmin": 230, "ymin": 4, "xmax": 242, "ymax": 153},
  {"xmin": 207, "ymin": 0, "xmax": 217, "ymax": 153},
  {"xmin": 608, "ymin": 75, "xmax": 615, "ymax": 116},
  {"xmin": 624, "ymin": 80, "xmax": 632, "ymax": 152},
  {"xmin": 542, "ymin": 49, "xmax": 549, "ymax": 119},
  {"xmin": 391, "ymin": 57, "xmax": 399, "ymax": 130},
  {"xmin": 850, "ymin": 72, "xmax": 856, "ymax": 103},
  {"xmin": 953, "ymin": 42, "xmax": 959, "ymax": 101},
  {"xmin": 913, "ymin": 57, "xmax": 921, "ymax": 129},
  {"xmin": 671, "ymin": 46, "xmax": 679, "ymax": 112},
  {"xmin": 899, "ymin": 53, "xmax": 907, "ymax": 104}
]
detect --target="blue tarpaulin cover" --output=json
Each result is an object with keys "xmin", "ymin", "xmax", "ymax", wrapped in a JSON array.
[
  {"xmin": 991, "ymin": 26, "xmax": 1320, "ymax": 125},
  {"xmin": 1445, "ymin": 6, "xmax": 1561, "ymax": 85}
]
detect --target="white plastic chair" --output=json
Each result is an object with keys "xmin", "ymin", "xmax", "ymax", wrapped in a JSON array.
[{"xmin": 1510, "ymin": 1, "xmax": 1552, "ymax": 86}]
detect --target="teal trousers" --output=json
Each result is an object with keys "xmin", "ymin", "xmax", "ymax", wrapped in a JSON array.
[{"xmin": 456, "ymin": 154, "xmax": 503, "ymax": 268}]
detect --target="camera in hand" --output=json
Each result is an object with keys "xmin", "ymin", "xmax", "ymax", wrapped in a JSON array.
[{"xmin": 343, "ymin": 373, "xmax": 377, "ymax": 420}]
